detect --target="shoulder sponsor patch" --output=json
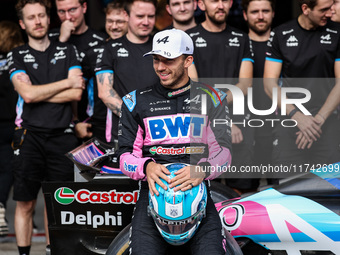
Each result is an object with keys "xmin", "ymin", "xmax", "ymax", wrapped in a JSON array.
[
  {"xmin": 123, "ymin": 90, "xmax": 137, "ymax": 112},
  {"xmin": 214, "ymin": 88, "xmax": 227, "ymax": 104}
]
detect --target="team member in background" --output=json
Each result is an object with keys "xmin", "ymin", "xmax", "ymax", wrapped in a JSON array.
[
  {"xmin": 166, "ymin": 0, "xmax": 197, "ymax": 31},
  {"xmin": 0, "ymin": 20, "xmax": 24, "ymax": 237},
  {"xmin": 9, "ymin": 0, "xmax": 84, "ymax": 254},
  {"xmin": 187, "ymin": 0, "xmax": 254, "ymax": 194},
  {"xmin": 117, "ymin": 28, "xmax": 232, "ymax": 255},
  {"xmin": 164, "ymin": 0, "xmax": 200, "ymax": 80},
  {"xmin": 51, "ymin": 0, "xmax": 107, "ymax": 141},
  {"xmin": 332, "ymin": 0, "xmax": 340, "ymax": 22},
  {"xmin": 95, "ymin": 0, "xmax": 159, "ymax": 147},
  {"xmin": 242, "ymin": 0, "xmax": 278, "ymax": 188},
  {"xmin": 105, "ymin": 0, "xmax": 128, "ymax": 40},
  {"xmin": 70, "ymin": 0, "xmax": 129, "ymax": 144},
  {"xmin": 264, "ymin": 0, "xmax": 340, "ymax": 170}
]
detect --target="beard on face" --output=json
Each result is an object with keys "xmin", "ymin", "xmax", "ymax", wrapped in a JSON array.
[
  {"xmin": 248, "ymin": 21, "xmax": 271, "ymax": 35},
  {"xmin": 160, "ymin": 69, "xmax": 185, "ymax": 88},
  {"xmin": 206, "ymin": 11, "xmax": 227, "ymax": 26},
  {"xmin": 27, "ymin": 26, "xmax": 48, "ymax": 40},
  {"xmin": 159, "ymin": 63, "xmax": 187, "ymax": 89}
]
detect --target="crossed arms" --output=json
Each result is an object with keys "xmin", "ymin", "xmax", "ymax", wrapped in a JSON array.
[{"xmin": 11, "ymin": 67, "xmax": 85, "ymax": 104}]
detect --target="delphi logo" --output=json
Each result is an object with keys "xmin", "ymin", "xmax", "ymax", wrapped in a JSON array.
[{"xmin": 55, "ymin": 187, "xmax": 75, "ymax": 205}]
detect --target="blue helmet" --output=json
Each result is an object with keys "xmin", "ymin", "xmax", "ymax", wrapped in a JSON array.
[{"xmin": 148, "ymin": 163, "xmax": 207, "ymax": 246}]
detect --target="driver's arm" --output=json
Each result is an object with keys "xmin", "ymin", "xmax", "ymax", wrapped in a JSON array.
[{"xmin": 117, "ymin": 92, "xmax": 154, "ymax": 180}]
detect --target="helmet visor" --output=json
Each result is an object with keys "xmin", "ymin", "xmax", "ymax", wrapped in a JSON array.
[{"xmin": 149, "ymin": 206, "xmax": 205, "ymax": 235}]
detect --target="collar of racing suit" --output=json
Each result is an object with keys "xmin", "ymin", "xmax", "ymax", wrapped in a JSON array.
[{"xmin": 155, "ymin": 79, "xmax": 192, "ymax": 99}]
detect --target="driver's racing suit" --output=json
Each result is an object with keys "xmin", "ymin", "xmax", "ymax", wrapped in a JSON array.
[{"xmin": 117, "ymin": 80, "xmax": 232, "ymax": 255}]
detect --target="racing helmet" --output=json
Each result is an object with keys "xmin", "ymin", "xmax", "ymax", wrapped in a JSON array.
[{"xmin": 148, "ymin": 163, "xmax": 207, "ymax": 246}]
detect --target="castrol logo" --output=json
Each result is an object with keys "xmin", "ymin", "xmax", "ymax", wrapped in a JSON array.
[{"xmin": 55, "ymin": 187, "xmax": 138, "ymax": 205}]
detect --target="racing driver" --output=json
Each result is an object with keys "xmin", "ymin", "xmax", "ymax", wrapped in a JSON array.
[{"xmin": 117, "ymin": 28, "xmax": 232, "ymax": 254}]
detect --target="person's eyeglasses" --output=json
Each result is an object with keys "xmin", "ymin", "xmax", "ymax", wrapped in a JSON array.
[{"xmin": 57, "ymin": 5, "xmax": 81, "ymax": 16}]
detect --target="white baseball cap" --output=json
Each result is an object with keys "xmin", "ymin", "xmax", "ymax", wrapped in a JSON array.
[{"xmin": 143, "ymin": 29, "xmax": 193, "ymax": 59}]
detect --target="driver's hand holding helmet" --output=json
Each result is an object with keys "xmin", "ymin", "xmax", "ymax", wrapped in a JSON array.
[{"xmin": 147, "ymin": 163, "xmax": 207, "ymax": 246}]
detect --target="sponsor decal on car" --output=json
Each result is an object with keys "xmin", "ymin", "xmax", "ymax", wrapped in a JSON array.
[{"xmin": 55, "ymin": 187, "xmax": 138, "ymax": 205}]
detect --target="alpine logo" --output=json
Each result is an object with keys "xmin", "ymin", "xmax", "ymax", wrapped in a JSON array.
[
  {"xmin": 195, "ymin": 37, "xmax": 207, "ymax": 47},
  {"xmin": 55, "ymin": 187, "xmax": 75, "ymax": 205},
  {"xmin": 54, "ymin": 50, "xmax": 66, "ymax": 60},
  {"xmin": 157, "ymin": 36, "xmax": 169, "ymax": 44},
  {"xmin": 286, "ymin": 35, "xmax": 298, "ymax": 47},
  {"xmin": 89, "ymin": 41, "xmax": 99, "ymax": 47},
  {"xmin": 229, "ymin": 37, "xmax": 240, "ymax": 47},
  {"xmin": 320, "ymin": 34, "xmax": 331, "ymax": 44},
  {"xmin": 184, "ymin": 95, "xmax": 201, "ymax": 104},
  {"xmin": 55, "ymin": 187, "xmax": 138, "ymax": 205}
]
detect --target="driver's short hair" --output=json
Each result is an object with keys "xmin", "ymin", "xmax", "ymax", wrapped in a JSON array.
[
  {"xmin": 241, "ymin": 0, "xmax": 276, "ymax": 13},
  {"xmin": 298, "ymin": 0, "xmax": 318, "ymax": 10},
  {"xmin": 167, "ymin": 0, "xmax": 196, "ymax": 5},
  {"xmin": 16, "ymin": 0, "xmax": 51, "ymax": 20},
  {"xmin": 105, "ymin": 0, "xmax": 125, "ymax": 14},
  {"xmin": 125, "ymin": 0, "xmax": 157, "ymax": 15},
  {"xmin": 56, "ymin": 0, "xmax": 87, "ymax": 5}
]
